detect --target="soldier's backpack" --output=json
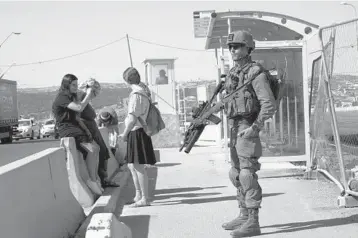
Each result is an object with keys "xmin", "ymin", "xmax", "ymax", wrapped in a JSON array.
[
  {"xmin": 244, "ymin": 62, "xmax": 284, "ymax": 103},
  {"xmin": 132, "ymin": 92, "xmax": 166, "ymax": 136}
]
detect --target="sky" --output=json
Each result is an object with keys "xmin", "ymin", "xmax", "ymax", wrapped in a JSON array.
[{"xmin": 0, "ymin": 0, "xmax": 357, "ymax": 88}]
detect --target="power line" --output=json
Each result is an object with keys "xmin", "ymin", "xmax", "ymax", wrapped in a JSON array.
[
  {"xmin": 0, "ymin": 35, "xmax": 214, "ymax": 68},
  {"xmin": 0, "ymin": 36, "xmax": 127, "ymax": 67},
  {"xmin": 308, "ymin": 44, "xmax": 357, "ymax": 55},
  {"xmin": 128, "ymin": 36, "xmax": 213, "ymax": 52}
]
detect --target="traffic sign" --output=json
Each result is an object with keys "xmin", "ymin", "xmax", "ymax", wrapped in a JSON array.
[{"xmin": 193, "ymin": 10, "xmax": 215, "ymax": 38}]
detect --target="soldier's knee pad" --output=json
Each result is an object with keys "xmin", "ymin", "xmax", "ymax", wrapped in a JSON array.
[{"xmin": 229, "ymin": 167, "xmax": 241, "ymax": 188}]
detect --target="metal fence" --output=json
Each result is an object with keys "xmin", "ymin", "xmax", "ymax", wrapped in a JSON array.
[{"xmin": 310, "ymin": 18, "xmax": 358, "ymax": 196}]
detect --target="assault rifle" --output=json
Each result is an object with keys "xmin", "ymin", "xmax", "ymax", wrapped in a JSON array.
[{"xmin": 179, "ymin": 77, "xmax": 255, "ymax": 154}]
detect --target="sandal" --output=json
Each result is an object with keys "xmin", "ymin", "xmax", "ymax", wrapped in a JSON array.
[
  {"xmin": 129, "ymin": 199, "xmax": 150, "ymax": 208},
  {"xmin": 102, "ymin": 180, "xmax": 120, "ymax": 188}
]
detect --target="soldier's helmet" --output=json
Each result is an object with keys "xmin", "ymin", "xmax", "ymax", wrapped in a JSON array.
[{"xmin": 227, "ymin": 30, "xmax": 255, "ymax": 50}]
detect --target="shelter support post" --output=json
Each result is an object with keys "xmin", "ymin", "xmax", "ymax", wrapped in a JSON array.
[
  {"xmin": 215, "ymin": 48, "xmax": 223, "ymax": 146},
  {"xmin": 219, "ymin": 37, "xmax": 229, "ymax": 162}
]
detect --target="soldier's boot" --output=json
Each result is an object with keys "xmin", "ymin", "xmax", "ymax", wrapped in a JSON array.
[
  {"xmin": 222, "ymin": 208, "xmax": 249, "ymax": 230},
  {"xmin": 230, "ymin": 208, "xmax": 261, "ymax": 237}
]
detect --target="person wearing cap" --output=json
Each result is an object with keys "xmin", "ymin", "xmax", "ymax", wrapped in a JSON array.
[
  {"xmin": 119, "ymin": 67, "xmax": 156, "ymax": 208},
  {"xmin": 95, "ymin": 107, "xmax": 124, "ymax": 185},
  {"xmin": 96, "ymin": 107, "xmax": 120, "ymax": 153},
  {"xmin": 220, "ymin": 30, "xmax": 276, "ymax": 237}
]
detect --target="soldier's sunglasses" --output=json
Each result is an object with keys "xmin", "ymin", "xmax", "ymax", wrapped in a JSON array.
[{"xmin": 229, "ymin": 44, "xmax": 246, "ymax": 50}]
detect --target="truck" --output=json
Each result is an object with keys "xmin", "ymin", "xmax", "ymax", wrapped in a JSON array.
[{"xmin": 0, "ymin": 79, "xmax": 18, "ymax": 144}]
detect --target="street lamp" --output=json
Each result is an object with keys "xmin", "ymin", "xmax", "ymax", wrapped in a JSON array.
[
  {"xmin": 0, "ymin": 32, "xmax": 21, "ymax": 48},
  {"xmin": 341, "ymin": 2, "xmax": 358, "ymax": 16},
  {"xmin": 340, "ymin": 2, "xmax": 358, "ymax": 50}
]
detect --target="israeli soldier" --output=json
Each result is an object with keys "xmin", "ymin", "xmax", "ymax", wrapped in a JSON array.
[{"xmin": 221, "ymin": 30, "xmax": 277, "ymax": 237}]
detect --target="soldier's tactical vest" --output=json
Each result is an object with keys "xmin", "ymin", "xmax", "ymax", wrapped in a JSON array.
[{"xmin": 224, "ymin": 62, "xmax": 262, "ymax": 121}]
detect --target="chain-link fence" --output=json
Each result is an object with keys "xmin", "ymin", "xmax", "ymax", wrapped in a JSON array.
[{"xmin": 310, "ymin": 19, "xmax": 358, "ymax": 195}]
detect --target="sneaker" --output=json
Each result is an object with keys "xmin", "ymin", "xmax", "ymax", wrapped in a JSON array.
[
  {"xmin": 102, "ymin": 180, "xmax": 120, "ymax": 188},
  {"xmin": 87, "ymin": 180, "xmax": 103, "ymax": 195}
]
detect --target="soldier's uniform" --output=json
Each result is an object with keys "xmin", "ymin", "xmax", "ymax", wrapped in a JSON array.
[{"xmin": 221, "ymin": 30, "xmax": 277, "ymax": 237}]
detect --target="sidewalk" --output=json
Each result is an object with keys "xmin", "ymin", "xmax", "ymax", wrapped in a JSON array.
[{"xmin": 118, "ymin": 146, "xmax": 358, "ymax": 238}]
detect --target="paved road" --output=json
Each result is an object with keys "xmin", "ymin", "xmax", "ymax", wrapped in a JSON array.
[
  {"xmin": 0, "ymin": 138, "xmax": 60, "ymax": 167},
  {"xmin": 118, "ymin": 147, "xmax": 358, "ymax": 238}
]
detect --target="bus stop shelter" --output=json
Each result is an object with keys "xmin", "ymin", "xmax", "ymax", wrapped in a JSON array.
[{"xmin": 194, "ymin": 10, "xmax": 319, "ymax": 163}]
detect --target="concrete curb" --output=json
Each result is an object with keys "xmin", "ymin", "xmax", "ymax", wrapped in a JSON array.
[
  {"xmin": 74, "ymin": 168, "xmax": 131, "ymax": 238},
  {"xmin": 86, "ymin": 213, "xmax": 132, "ymax": 238}
]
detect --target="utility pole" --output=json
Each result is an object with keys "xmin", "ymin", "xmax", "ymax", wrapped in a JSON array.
[{"xmin": 126, "ymin": 34, "xmax": 133, "ymax": 67}]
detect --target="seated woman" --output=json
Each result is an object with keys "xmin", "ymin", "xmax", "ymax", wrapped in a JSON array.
[
  {"xmin": 78, "ymin": 91, "xmax": 119, "ymax": 188},
  {"xmin": 52, "ymin": 74, "xmax": 103, "ymax": 195}
]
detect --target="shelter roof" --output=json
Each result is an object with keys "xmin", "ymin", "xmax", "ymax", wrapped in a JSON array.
[{"xmin": 204, "ymin": 11, "xmax": 319, "ymax": 50}]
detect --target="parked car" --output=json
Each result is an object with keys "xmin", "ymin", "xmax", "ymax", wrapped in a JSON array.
[
  {"xmin": 13, "ymin": 118, "xmax": 41, "ymax": 140},
  {"xmin": 40, "ymin": 119, "xmax": 59, "ymax": 139}
]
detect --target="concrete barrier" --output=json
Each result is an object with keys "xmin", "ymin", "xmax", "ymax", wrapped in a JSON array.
[
  {"xmin": 74, "ymin": 126, "xmax": 161, "ymax": 238},
  {"xmin": 61, "ymin": 137, "xmax": 96, "ymax": 208},
  {"xmin": 116, "ymin": 140, "xmax": 127, "ymax": 165},
  {"xmin": 98, "ymin": 127, "xmax": 122, "ymax": 177},
  {"xmin": 86, "ymin": 213, "xmax": 132, "ymax": 238},
  {"xmin": 0, "ymin": 126, "xmax": 128, "ymax": 238},
  {"xmin": 60, "ymin": 127, "xmax": 121, "ymax": 208},
  {"xmin": 0, "ymin": 148, "xmax": 85, "ymax": 238},
  {"xmin": 66, "ymin": 127, "xmax": 132, "ymax": 238},
  {"xmin": 74, "ymin": 169, "xmax": 130, "ymax": 238}
]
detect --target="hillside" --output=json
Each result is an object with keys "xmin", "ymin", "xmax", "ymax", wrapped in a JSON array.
[
  {"xmin": 17, "ymin": 83, "xmax": 131, "ymax": 119},
  {"xmin": 308, "ymin": 73, "xmax": 358, "ymax": 107},
  {"xmin": 17, "ymin": 80, "xmax": 217, "ymax": 120}
]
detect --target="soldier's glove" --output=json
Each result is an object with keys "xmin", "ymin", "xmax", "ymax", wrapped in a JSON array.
[{"xmin": 238, "ymin": 126, "xmax": 259, "ymax": 138}]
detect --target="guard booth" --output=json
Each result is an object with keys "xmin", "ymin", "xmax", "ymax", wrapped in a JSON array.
[
  {"xmin": 194, "ymin": 10, "xmax": 319, "ymax": 163},
  {"xmin": 143, "ymin": 58, "xmax": 177, "ymax": 114},
  {"xmin": 142, "ymin": 58, "xmax": 181, "ymax": 148}
]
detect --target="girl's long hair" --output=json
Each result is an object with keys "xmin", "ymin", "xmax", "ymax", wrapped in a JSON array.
[{"xmin": 58, "ymin": 74, "xmax": 78, "ymax": 100}]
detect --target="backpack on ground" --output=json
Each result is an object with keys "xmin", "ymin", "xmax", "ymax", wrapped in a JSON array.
[{"xmin": 132, "ymin": 92, "xmax": 166, "ymax": 136}]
